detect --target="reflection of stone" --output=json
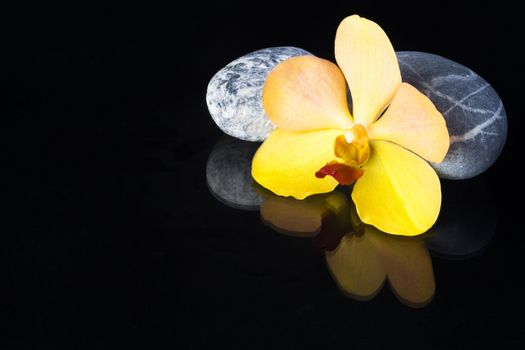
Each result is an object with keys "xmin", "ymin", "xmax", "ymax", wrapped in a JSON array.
[
  {"xmin": 425, "ymin": 179, "xmax": 496, "ymax": 259},
  {"xmin": 206, "ymin": 136, "xmax": 262, "ymax": 210},
  {"xmin": 207, "ymin": 47, "xmax": 311, "ymax": 141},
  {"xmin": 398, "ymin": 51, "xmax": 507, "ymax": 180}
]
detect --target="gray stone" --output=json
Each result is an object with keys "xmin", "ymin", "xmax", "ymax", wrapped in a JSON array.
[
  {"xmin": 397, "ymin": 51, "xmax": 507, "ymax": 179},
  {"xmin": 206, "ymin": 135, "xmax": 263, "ymax": 210},
  {"xmin": 206, "ymin": 47, "xmax": 311, "ymax": 141}
]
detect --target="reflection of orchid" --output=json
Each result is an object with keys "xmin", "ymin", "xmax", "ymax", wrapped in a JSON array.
[
  {"xmin": 261, "ymin": 190, "xmax": 434, "ymax": 308},
  {"xmin": 260, "ymin": 190, "xmax": 348, "ymax": 237},
  {"xmin": 326, "ymin": 225, "xmax": 434, "ymax": 307}
]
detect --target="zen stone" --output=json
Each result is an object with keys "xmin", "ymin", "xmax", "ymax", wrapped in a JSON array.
[
  {"xmin": 206, "ymin": 47, "xmax": 311, "ymax": 141},
  {"xmin": 397, "ymin": 51, "xmax": 507, "ymax": 179},
  {"xmin": 206, "ymin": 135, "xmax": 263, "ymax": 210}
]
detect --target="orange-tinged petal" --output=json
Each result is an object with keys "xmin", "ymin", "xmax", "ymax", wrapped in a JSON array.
[
  {"xmin": 335, "ymin": 15, "xmax": 401, "ymax": 125},
  {"xmin": 352, "ymin": 140, "xmax": 441, "ymax": 235},
  {"xmin": 326, "ymin": 232, "xmax": 386, "ymax": 300},
  {"xmin": 252, "ymin": 129, "xmax": 342, "ymax": 199},
  {"xmin": 368, "ymin": 83, "xmax": 450, "ymax": 163},
  {"xmin": 263, "ymin": 55, "xmax": 353, "ymax": 132}
]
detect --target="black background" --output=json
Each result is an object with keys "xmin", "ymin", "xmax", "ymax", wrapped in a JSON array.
[{"xmin": 4, "ymin": 1, "xmax": 524, "ymax": 349}]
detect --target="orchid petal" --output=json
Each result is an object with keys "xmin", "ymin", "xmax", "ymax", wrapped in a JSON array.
[
  {"xmin": 369, "ymin": 83, "xmax": 450, "ymax": 163},
  {"xmin": 263, "ymin": 55, "xmax": 353, "ymax": 132},
  {"xmin": 352, "ymin": 140, "xmax": 441, "ymax": 235},
  {"xmin": 335, "ymin": 15, "xmax": 401, "ymax": 125},
  {"xmin": 252, "ymin": 129, "xmax": 342, "ymax": 199}
]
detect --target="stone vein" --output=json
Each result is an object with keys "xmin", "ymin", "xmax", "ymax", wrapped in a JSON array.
[
  {"xmin": 442, "ymin": 83, "xmax": 490, "ymax": 115},
  {"xmin": 430, "ymin": 71, "xmax": 476, "ymax": 86},
  {"xmin": 399, "ymin": 60, "xmax": 492, "ymax": 115},
  {"xmin": 450, "ymin": 102, "xmax": 503, "ymax": 144}
]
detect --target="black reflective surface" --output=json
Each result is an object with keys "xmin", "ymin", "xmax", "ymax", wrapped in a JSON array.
[
  {"xmin": 5, "ymin": 2, "xmax": 524, "ymax": 348},
  {"xmin": 207, "ymin": 136, "xmax": 498, "ymax": 309}
]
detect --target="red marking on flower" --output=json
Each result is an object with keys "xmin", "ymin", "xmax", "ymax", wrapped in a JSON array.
[{"xmin": 315, "ymin": 162, "xmax": 364, "ymax": 185}]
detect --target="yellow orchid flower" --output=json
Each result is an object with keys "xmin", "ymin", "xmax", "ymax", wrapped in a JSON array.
[{"xmin": 252, "ymin": 15, "xmax": 450, "ymax": 236}]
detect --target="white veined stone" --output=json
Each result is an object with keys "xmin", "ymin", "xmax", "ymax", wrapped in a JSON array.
[
  {"xmin": 206, "ymin": 47, "xmax": 311, "ymax": 142},
  {"xmin": 397, "ymin": 51, "xmax": 507, "ymax": 179}
]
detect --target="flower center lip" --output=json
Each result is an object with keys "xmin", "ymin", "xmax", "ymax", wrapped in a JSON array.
[
  {"xmin": 315, "ymin": 124, "xmax": 370, "ymax": 186},
  {"xmin": 335, "ymin": 124, "xmax": 370, "ymax": 167}
]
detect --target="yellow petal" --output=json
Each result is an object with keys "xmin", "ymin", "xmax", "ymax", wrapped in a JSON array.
[
  {"xmin": 368, "ymin": 83, "xmax": 450, "ymax": 163},
  {"xmin": 335, "ymin": 15, "xmax": 401, "ymax": 125},
  {"xmin": 252, "ymin": 129, "xmax": 341, "ymax": 199},
  {"xmin": 263, "ymin": 55, "xmax": 353, "ymax": 132},
  {"xmin": 326, "ymin": 232, "xmax": 386, "ymax": 300},
  {"xmin": 367, "ymin": 229, "xmax": 435, "ymax": 308},
  {"xmin": 352, "ymin": 140, "xmax": 441, "ymax": 235}
]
